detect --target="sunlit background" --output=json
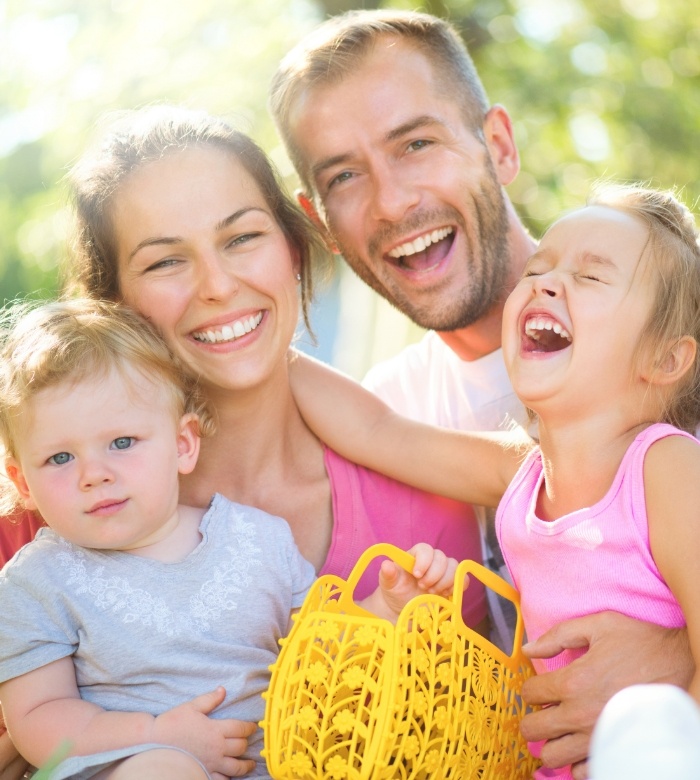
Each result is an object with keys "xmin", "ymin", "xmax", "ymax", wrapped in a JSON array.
[{"xmin": 1, "ymin": 0, "xmax": 698, "ymax": 378}]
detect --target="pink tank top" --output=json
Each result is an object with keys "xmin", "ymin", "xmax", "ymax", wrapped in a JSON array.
[{"xmin": 497, "ymin": 423, "xmax": 687, "ymax": 674}]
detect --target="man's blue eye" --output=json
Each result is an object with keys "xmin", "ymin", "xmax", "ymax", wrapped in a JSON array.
[
  {"xmin": 112, "ymin": 437, "xmax": 134, "ymax": 450},
  {"xmin": 48, "ymin": 452, "xmax": 72, "ymax": 466}
]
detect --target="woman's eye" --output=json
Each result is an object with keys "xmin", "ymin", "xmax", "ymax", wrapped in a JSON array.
[
  {"xmin": 48, "ymin": 452, "xmax": 73, "ymax": 466},
  {"xmin": 228, "ymin": 232, "xmax": 262, "ymax": 248},
  {"xmin": 144, "ymin": 257, "xmax": 180, "ymax": 273},
  {"xmin": 111, "ymin": 437, "xmax": 135, "ymax": 450}
]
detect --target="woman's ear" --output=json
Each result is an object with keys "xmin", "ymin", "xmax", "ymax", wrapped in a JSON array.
[
  {"xmin": 296, "ymin": 190, "xmax": 341, "ymax": 255},
  {"xmin": 176, "ymin": 414, "xmax": 201, "ymax": 476},
  {"xmin": 646, "ymin": 336, "xmax": 697, "ymax": 386},
  {"xmin": 4, "ymin": 458, "xmax": 37, "ymax": 511}
]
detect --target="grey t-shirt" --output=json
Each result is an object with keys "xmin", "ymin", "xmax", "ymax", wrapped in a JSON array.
[{"xmin": 0, "ymin": 493, "xmax": 316, "ymax": 778}]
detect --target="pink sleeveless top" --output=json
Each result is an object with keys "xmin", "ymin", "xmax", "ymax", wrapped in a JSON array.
[{"xmin": 497, "ymin": 423, "xmax": 687, "ymax": 674}]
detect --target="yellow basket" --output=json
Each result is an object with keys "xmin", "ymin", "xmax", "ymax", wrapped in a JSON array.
[{"xmin": 262, "ymin": 543, "xmax": 540, "ymax": 780}]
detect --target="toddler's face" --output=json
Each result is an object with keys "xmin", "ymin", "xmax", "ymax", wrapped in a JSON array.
[{"xmin": 5, "ymin": 365, "xmax": 199, "ymax": 551}]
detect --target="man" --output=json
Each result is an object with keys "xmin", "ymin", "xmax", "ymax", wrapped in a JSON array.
[{"xmin": 269, "ymin": 10, "xmax": 693, "ymax": 777}]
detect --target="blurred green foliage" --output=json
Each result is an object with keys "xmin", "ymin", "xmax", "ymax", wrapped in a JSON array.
[{"xmin": 0, "ymin": 0, "xmax": 698, "ymax": 303}]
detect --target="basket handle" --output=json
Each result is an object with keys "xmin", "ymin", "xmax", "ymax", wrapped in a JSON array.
[
  {"xmin": 450, "ymin": 557, "xmax": 528, "ymax": 660},
  {"xmin": 344, "ymin": 542, "xmax": 417, "ymax": 594},
  {"xmin": 340, "ymin": 544, "xmax": 527, "ymax": 659}
]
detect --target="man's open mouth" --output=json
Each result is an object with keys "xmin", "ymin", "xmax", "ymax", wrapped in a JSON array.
[{"xmin": 386, "ymin": 227, "xmax": 454, "ymax": 272}]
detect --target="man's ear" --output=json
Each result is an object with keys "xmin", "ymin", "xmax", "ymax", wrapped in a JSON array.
[
  {"xmin": 645, "ymin": 336, "xmax": 697, "ymax": 387},
  {"xmin": 483, "ymin": 104, "xmax": 520, "ymax": 187},
  {"xmin": 296, "ymin": 190, "xmax": 341, "ymax": 255},
  {"xmin": 176, "ymin": 414, "xmax": 201, "ymax": 476},
  {"xmin": 5, "ymin": 458, "xmax": 37, "ymax": 511}
]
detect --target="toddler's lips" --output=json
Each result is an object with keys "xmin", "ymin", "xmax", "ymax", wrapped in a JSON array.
[{"xmin": 87, "ymin": 498, "xmax": 128, "ymax": 516}]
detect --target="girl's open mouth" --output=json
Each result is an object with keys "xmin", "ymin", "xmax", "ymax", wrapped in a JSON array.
[{"xmin": 523, "ymin": 314, "xmax": 572, "ymax": 354}]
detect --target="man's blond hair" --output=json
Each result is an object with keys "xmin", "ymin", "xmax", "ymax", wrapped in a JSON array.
[{"xmin": 269, "ymin": 9, "xmax": 490, "ymax": 196}]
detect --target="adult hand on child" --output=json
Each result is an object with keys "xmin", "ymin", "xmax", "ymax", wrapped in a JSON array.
[
  {"xmin": 152, "ymin": 686, "xmax": 257, "ymax": 779},
  {"xmin": 520, "ymin": 612, "xmax": 693, "ymax": 780}
]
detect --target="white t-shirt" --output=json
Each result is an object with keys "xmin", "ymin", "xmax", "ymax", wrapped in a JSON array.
[{"xmin": 363, "ymin": 331, "xmax": 528, "ymax": 650}]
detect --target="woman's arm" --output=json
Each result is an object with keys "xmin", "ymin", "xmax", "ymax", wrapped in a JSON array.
[
  {"xmin": 0, "ymin": 658, "xmax": 257, "ymax": 776},
  {"xmin": 289, "ymin": 351, "xmax": 529, "ymax": 507},
  {"xmin": 645, "ymin": 434, "xmax": 700, "ymax": 699}
]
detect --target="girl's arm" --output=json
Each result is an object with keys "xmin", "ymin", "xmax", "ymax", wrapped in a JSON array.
[
  {"xmin": 289, "ymin": 351, "xmax": 530, "ymax": 507},
  {"xmin": 0, "ymin": 657, "xmax": 256, "ymax": 776},
  {"xmin": 645, "ymin": 434, "xmax": 700, "ymax": 702}
]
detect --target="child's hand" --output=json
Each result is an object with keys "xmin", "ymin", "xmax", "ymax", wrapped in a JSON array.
[
  {"xmin": 364, "ymin": 543, "xmax": 459, "ymax": 621},
  {"xmin": 152, "ymin": 687, "xmax": 257, "ymax": 779}
]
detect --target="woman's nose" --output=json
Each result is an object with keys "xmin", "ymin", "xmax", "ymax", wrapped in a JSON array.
[{"xmin": 197, "ymin": 252, "xmax": 240, "ymax": 302}]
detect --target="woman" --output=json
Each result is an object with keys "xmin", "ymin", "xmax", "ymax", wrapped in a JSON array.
[
  {"xmin": 0, "ymin": 106, "xmax": 485, "ymax": 777},
  {"xmin": 63, "ymin": 105, "xmax": 485, "ymax": 610}
]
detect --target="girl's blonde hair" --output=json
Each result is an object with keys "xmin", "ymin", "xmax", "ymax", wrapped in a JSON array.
[
  {"xmin": 0, "ymin": 298, "xmax": 214, "ymax": 511},
  {"xmin": 589, "ymin": 183, "xmax": 700, "ymax": 433}
]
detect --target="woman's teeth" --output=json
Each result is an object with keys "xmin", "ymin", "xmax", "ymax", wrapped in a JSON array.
[
  {"xmin": 388, "ymin": 227, "xmax": 453, "ymax": 259},
  {"xmin": 193, "ymin": 312, "xmax": 263, "ymax": 344}
]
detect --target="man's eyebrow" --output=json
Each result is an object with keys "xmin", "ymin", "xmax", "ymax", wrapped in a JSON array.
[
  {"xmin": 128, "ymin": 208, "xmax": 266, "ymax": 260},
  {"xmin": 384, "ymin": 114, "xmax": 444, "ymax": 143},
  {"xmin": 310, "ymin": 115, "xmax": 445, "ymax": 180}
]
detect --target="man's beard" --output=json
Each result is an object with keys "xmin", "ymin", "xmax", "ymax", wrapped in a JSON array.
[{"xmin": 333, "ymin": 168, "xmax": 512, "ymax": 332}]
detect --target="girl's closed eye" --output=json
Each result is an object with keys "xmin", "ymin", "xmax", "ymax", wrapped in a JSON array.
[
  {"xmin": 48, "ymin": 452, "xmax": 73, "ymax": 466},
  {"xmin": 111, "ymin": 437, "xmax": 136, "ymax": 451}
]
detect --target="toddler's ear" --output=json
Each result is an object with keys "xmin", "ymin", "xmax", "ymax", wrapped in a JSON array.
[
  {"xmin": 4, "ymin": 458, "xmax": 37, "ymax": 511},
  {"xmin": 649, "ymin": 336, "xmax": 697, "ymax": 386},
  {"xmin": 176, "ymin": 414, "xmax": 201, "ymax": 476}
]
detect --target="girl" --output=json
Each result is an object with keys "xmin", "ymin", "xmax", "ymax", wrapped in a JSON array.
[
  {"xmin": 0, "ymin": 298, "xmax": 458, "ymax": 780},
  {"xmin": 289, "ymin": 184, "xmax": 700, "ymax": 779}
]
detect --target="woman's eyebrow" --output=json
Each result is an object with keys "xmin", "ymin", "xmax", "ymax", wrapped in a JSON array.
[
  {"xmin": 128, "ymin": 207, "xmax": 270, "ymax": 261},
  {"xmin": 214, "ymin": 207, "xmax": 267, "ymax": 232},
  {"xmin": 128, "ymin": 235, "xmax": 180, "ymax": 261}
]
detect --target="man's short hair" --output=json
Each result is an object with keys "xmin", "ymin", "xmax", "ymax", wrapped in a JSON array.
[{"xmin": 269, "ymin": 9, "xmax": 491, "ymax": 195}]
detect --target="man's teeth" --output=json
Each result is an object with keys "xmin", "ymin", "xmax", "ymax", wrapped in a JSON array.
[
  {"xmin": 524, "ymin": 317, "xmax": 571, "ymax": 341},
  {"xmin": 388, "ymin": 227, "xmax": 453, "ymax": 259},
  {"xmin": 193, "ymin": 312, "xmax": 263, "ymax": 344}
]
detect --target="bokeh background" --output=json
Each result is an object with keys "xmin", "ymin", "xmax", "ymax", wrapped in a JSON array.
[{"xmin": 1, "ymin": 0, "xmax": 698, "ymax": 377}]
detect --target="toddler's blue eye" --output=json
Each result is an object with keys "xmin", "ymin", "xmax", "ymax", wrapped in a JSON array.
[
  {"xmin": 112, "ymin": 437, "xmax": 135, "ymax": 450},
  {"xmin": 48, "ymin": 452, "xmax": 72, "ymax": 466}
]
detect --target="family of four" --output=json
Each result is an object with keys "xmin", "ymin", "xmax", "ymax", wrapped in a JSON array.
[{"xmin": 0, "ymin": 9, "xmax": 698, "ymax": 780}]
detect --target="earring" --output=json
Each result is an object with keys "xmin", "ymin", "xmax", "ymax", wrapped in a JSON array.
[{"xmin": 296, "ymin": 273, "xmax": 302, "ymax": 282}]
